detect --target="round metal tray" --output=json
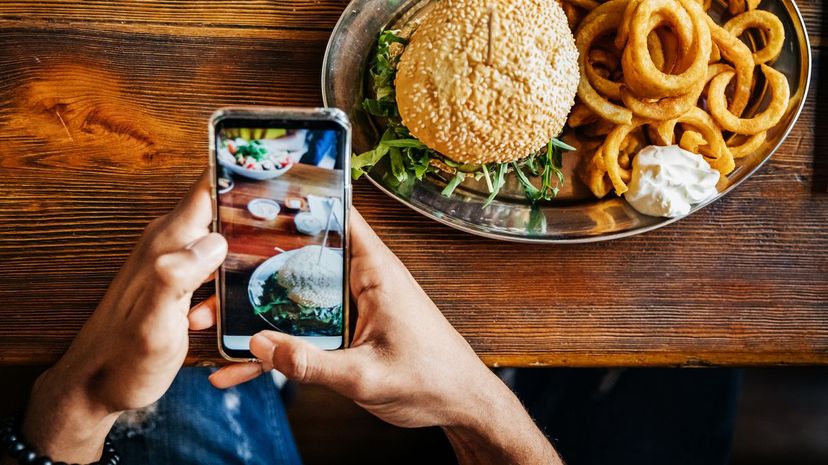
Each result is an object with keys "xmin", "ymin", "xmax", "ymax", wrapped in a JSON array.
[{"xmin": 322, "ymin": 0, "xmax": 811, "ymax": 243}]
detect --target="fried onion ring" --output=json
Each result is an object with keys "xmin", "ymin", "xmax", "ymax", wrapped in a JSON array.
[
  {"xmin": 615, "ymin": 0, "xmax": 645, "ymax": 49},
  {"xmin": 580, "ymin": 145, "xmax": 615, "ymax": 198},
  {"xmin": 560, "ymin": 0, "xmax": 586, "ymax": 30},
  {"xmin": 709, "ymin": 41, "xmax": 721, "ymax": 63},
  {"xmin": 582, "ymin": 118, "xmax": 617, "ymax": 137},
  {"xmin": 708, "ymin": 65, "xmax": 790, "ymax": 135},
  {"xmin": 679, "ymin": 130, "xmax": 707, "ymax": 153},
  {"xmin": 576, "ymin": 0, "xmax": 634, "ymax": 124},
  {"xmin": 602, "ymin": 118, "xmax": 649, "ymax": 194},
  {"xmin": 649, "ymin": 119, "xmax": 678, "ymax": 145},
  {"xmin": 622, "ymin": 0, "xmax": 711, "ymax": 98},
  {"xmin": 724, "ymin": 10, "xmax": 785, "ymax": 64},
  {"xmin": 727, "ymin": 131, "xmax": 767, "ymax": 158},
  {"xmin": 563, "ymin": 0, "xmax": 601, "ymax": 11},
  {"xmin": 586, "ymin": 48, "xmax": 623, "ymax": 99},
  {"xmin": 706, "ymin": 63, "xmax": 735, "ymax": 82},
  {"xmin": 590, "ymin": 48, "xmax": 621, "ymax": 72},
  {"xmin": 648, "ymin": 30, "xmax": 666, "ymax": 72},
  {"xmin": 707, "ymin": 18, "xmax": 755, "ymax": 116},
  {"xmin": 620, "ymin": 77, "xmax": 705, "ymax": 120},
  {"xmin": 656, "ymin": 28, "xmax": 681, "ymax": 73},
  {"xmin": 568, "ymin": 100, "xmax": 600, "ymax": 127},
  {"xmin": 666, "ymin": 107, "xmax": 735, "ymax": 175},
  {"xmin": 728, "ymin": 0, "xmax": 761, "ymax": 16}
]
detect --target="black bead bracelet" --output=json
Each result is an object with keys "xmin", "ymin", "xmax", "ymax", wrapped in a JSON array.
[{"xmin": 0, "ymin": 416, "xmax": 120, "ymax": 465}]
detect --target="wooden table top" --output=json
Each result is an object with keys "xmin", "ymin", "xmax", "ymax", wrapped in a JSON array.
[{"xmin": 0, "ymin": 0, "xmax": 825, "ymax": 367}]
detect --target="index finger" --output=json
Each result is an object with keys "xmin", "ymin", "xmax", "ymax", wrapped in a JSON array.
[
  {"xmin": 349, "ymin": 208, "xmax": 392, "ymax": 262},
  {"xmin": 172, "ymin": 169, "xmax": 214, "ymax": 229}
]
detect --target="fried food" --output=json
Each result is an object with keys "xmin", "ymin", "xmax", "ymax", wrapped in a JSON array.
[
  {"xmin": 679, "ymin": 130, "xmax": 707, "ymax": 154},
  {"xmin": 575, "ymin": 0, "xmax": 634, "ymax": 124},
  {"xmin": 666, "ymin": 107, "xmax": 735, "ymax": 175},
  {"xmin": 707, "ymin": 17, "xmax": 755, "ymax": 116},
  {"xmin": 568, "ymin": 100, "xmax": 600, "ymax": 127},
  {"xmin": 622, "ymin": 0, "xmax": 710, "ymax": 98},
  {"xmin": 568, "ymin": 0, "xmax": 791, "ymax": 200},
  {"xmin": 620, "ymin": 78, "xmax": 705, "ymax": 120},
  {"xmin": 562, "ymin": 0, "xmax": 601, "ymax": 11},
  {"xmin": 602, "ymin": 118, "xmax": 648, "ymax": 195},
  {"xmin": 724, "ymin": 9, "xmax": 785, "ymax": 64},
  {"xmin": 707, "ymin": 65, "xmax": 790, "ymax": 135},
  {"xmin": 727, "ymin": 0, "xmax": 761, "ymax": 16},
  {"xmin": 727, "ymin": 132, "xmax": 767, "ymax": 158},
  {"xmin": 580, "ymin": 145, "xmax": 614, "ymax": 198},
  {"xmin": 560, "ymin": 0, "xmax": 586, "ymax": 30},
  {"xmin": 586, "ymin": 48, "xmax": 623, "ymax": 99}
]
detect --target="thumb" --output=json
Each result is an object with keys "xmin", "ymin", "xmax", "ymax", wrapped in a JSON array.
[
  {"xmin": 250, "ymin": 331, "xmax": 364, "ymax": 391},
  {"xmin": 153, "ymin": 232, "xmax": 228, "ymax": 298}
]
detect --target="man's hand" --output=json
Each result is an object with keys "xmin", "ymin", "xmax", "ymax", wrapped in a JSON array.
[
  {"xmin": 20, "ymin": 173, "xmax": 227, "ymax": 464},
  {"xmin": 210, "ymin": 210, "xmax": 560, "ymax": 465}
]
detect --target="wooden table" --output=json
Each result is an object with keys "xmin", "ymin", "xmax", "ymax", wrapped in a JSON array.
[{"xmin": 0, "ymin": 1, "xmax": 825, "ymax": 367}]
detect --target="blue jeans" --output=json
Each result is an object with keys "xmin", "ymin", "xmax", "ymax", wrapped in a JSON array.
[{"xmin": 111, "ymin": 368, "xmax": 301, "ymax": 465}]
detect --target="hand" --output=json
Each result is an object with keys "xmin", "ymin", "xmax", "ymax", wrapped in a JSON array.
[
  {"xmin": 20, "ymin": 173, "xmax": 227, "ymax": 463},
  {"xmin": 210, "ymin": 210, "xmax": 560, "ymax": 464}
]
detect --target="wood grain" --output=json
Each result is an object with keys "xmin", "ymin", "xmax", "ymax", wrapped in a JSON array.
[
  {"xmin": 0, "ymin": 1, "xmax": 347, "ymax": 30},
  {"xmin": 0, "ymin": 1, "xmax": 826, "ymax": 367}
]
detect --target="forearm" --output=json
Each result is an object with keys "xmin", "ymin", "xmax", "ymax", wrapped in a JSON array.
[
  {"xmin": 443, "ymin": 377, "xmax": 561, "ymax": 465},
  {"xmin": 5, "ymin": 367, "xmax": 119, "ymax": 464}
]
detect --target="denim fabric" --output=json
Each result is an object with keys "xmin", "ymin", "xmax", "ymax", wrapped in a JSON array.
[{"xmin": 111, "ymin": 368, "xmax": 302, "ymax": 465}]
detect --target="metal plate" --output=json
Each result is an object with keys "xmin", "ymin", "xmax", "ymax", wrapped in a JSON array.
[{"xmin": 322, "ymin": 0, "xmax": 811, "ymax": 243}]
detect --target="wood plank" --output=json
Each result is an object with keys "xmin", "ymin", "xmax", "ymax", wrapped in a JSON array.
[
  {"xmin": 0, "ymin": 0, "xmax": 346, "ymax": 30},
  {"xmin": 0, "ymin": 1, "xmax": 826, "ymax": 366}
]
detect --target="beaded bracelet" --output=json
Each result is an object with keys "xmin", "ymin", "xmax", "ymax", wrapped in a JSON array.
[{"xmin": 0, "ymin": 416, "xmax": 120, "ymax": 465}]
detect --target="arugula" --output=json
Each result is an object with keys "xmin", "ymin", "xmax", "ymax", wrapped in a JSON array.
[
  {"xmin": 352, "ymin": 29, "xmax": 573, "ymax": 207},
  {"xmin": 253, "ymin": 274, "xmax": 293, "ymax": 315},
  {"xmin": 236, "ymin": 140, "xmax": 269, "ymax": 161},
  {"xmin": 441, "ymin": 172, "xmax": 466, "ymax": 197}
]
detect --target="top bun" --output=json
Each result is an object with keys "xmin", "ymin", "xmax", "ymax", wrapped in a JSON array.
[{"xmin": 395, "ymin": 0, "xmax": 579, "ymax": 165}]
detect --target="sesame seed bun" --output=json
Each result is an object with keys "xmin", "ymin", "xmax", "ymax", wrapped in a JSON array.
[
  {"xmin": 395, "ymin": 0, "xmax": 579, "ymax": 165},
  {"xmin": 277, "ymin": 245, "xmax": 342, "ymax": 309}
]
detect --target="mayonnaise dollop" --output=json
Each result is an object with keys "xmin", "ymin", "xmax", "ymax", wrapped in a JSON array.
[{"xmin": 625, "ymin": 145, "xmax": 720, "ymax": 218}]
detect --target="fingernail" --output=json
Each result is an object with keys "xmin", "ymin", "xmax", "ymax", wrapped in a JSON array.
[
  {"xmin": 189, "ymin": 233, "xmax": 227, "ymax": 262},
  {"xmin": 250, "ymin": 333, "xmax": 276, "ymax": 359}
]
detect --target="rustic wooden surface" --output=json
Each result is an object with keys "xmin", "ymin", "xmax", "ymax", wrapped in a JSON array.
[{"xmin": 0, "ymin": 0, "xmax": 825, "ymax": 367}]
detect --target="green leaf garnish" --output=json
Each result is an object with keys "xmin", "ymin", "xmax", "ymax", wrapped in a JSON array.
[{"xmin": 441, "ymin": 172, "xmax": 466, "ymax": 197}]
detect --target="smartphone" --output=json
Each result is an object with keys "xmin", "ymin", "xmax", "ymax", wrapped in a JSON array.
[{"xmin": 209, "ymin": 107, "xmax": 351, "ymax": 361}]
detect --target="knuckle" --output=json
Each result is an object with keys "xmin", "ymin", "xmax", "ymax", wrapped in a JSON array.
[
  {"xmin": 277, "ymin": 345, "xmax": 311, "ymax": 382},
  {"xmin": 152, "ymin": 253, "xmax": 184, "ymax": 285},
  {"xmin": 135, "ymin": 321, "xmax": 174, "ymax": 356}
]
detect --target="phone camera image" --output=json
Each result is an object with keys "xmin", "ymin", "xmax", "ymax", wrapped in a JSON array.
[{"xmin": 215, "ymin": 122, "xmax": 346, "ymax": 354}]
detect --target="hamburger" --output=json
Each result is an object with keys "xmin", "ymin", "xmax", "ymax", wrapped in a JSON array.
[
  {"xmin": 277, "ymin": 245, "xmax": 342, "ymax": 309},
  {"xmin": 353, "ymin": 0, "xmax": 579, "ymax": 205}
]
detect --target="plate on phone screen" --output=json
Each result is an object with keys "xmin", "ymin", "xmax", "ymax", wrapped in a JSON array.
[{"xmin": 248, "ymin": 247, "xmax": 344, "ymax": 337}]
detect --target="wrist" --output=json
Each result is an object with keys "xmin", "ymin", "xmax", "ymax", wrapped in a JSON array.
[
  {"xmin": 21, "ymin": 367, "xmax": 119, "ymax": 463},
  {"xmin": 442, "ymin": 372, "xmax": 560, "ymax": 465},
  {"xmin": 447, "ymin": 370, "xmax": 518, "ymax": 430}
]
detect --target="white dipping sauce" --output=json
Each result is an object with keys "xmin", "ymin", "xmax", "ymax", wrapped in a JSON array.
[{"xmin": 625, "ymin": 145, "xmax": 720, "ymax": 218}]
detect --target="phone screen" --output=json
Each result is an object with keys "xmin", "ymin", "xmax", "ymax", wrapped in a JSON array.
[{"xmin": 213, "ymin": 113, "xmax": 348, "ymax": 359}]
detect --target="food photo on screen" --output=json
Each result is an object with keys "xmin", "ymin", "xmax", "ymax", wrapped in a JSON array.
[{"xmin": 216, "ymin": 127, "xmax": 345, "ymax": 346}]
